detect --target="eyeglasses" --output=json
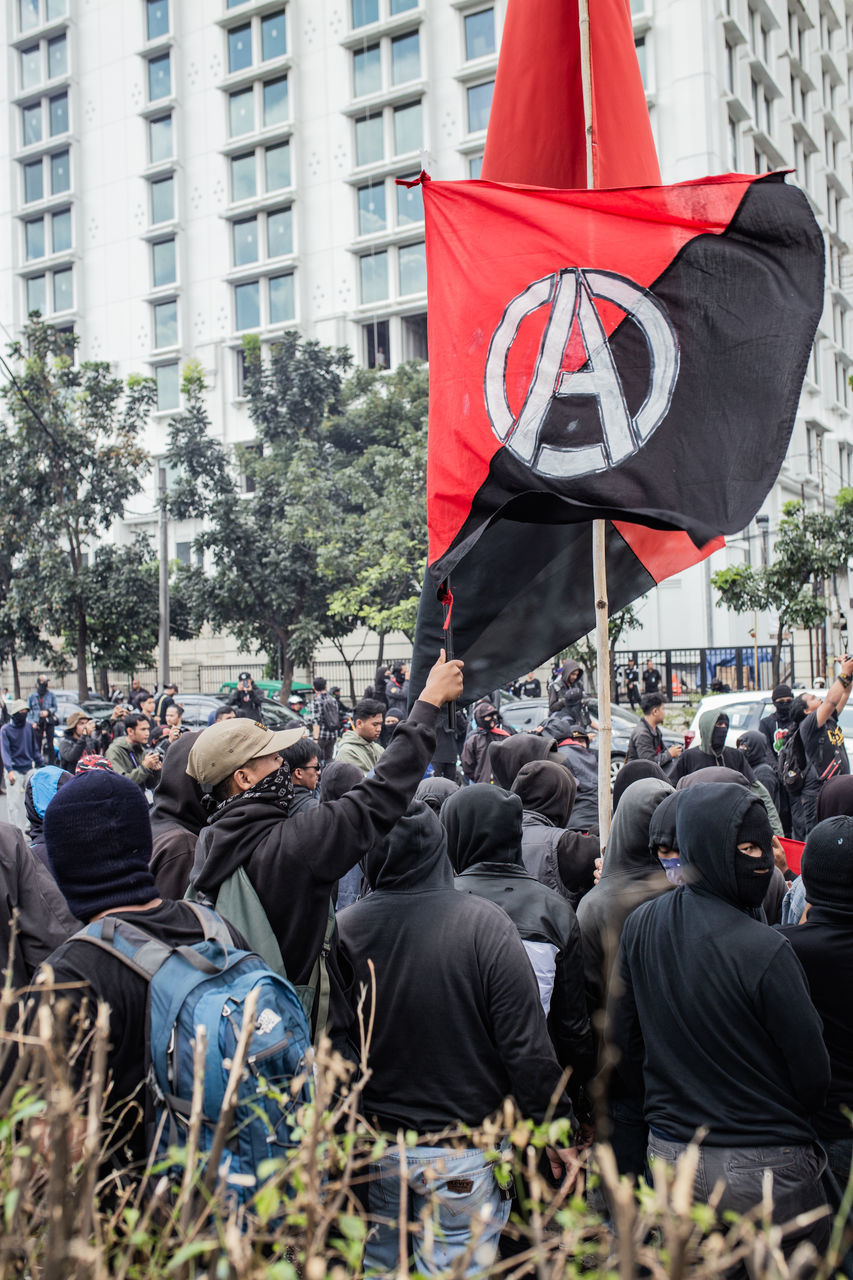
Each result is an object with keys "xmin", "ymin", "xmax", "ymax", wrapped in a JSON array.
[{"xmin": 301, "ymin": 764, "xmax": 321, "ymax": 772}]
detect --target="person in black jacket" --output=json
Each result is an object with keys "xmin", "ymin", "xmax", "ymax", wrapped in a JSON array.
[
  {"xmin": 758, "ymin": 682, "xmax": 795, "ymax": 755},
  {"xmin": 58, "ymin": 710, "xmax": 98, "ymax": 774},
  {"xmin": 0, "ymin": 819, "xmax": 78, "ymax": 986},
  {"xmin": 187, "ymin": 651, "xmax": 463, "ymax": 1041},
  {"xmin": 608, "ymin": 783, "xmax": 830, "ymax": 1254},
  {"xmin": 442, "ymin": 784, "xmax": 594, "ymax": 1093},
  {"xmin": 335, "ymin": 800, "xmax": 581, "ymax": 1275},
  {"xmin": 624, "ymin": 693, "xmax": 683, "ymax": 770},
  {"xmin": 780, "ymin": 815, "xmax": 853, "ymax": 1274},
  {"xmin": 148, "ymin": 731, "xmax": 206, "ymax": 900},
  {"xmin": 669, "ymin": 709, "xmax": 755, "ymax": 783},
  {"xmin": 510, "ymin": 759, "xmax": 598, "ymax": 908},
  {"xmin": 227, "ymin": 673, "xmax": 265, "ymax": 719}
]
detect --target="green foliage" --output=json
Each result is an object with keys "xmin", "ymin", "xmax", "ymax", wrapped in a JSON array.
[{"xmin": 0, "ymin": 319, "xmax": 155, "ymax": 699}]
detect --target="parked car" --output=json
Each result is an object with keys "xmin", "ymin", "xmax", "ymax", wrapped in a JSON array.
[
  {"xmin": 218, "ymin": 678, "xmax": 313, "ymax": 700},
  {"xmin": 498, "ymin": 697, "xmax": 681, "ymax": 781},
  {"xmin": 686, "ymin": 689, "xmax": 853, "ymax": 755},
  {"xmin": 176, "ymin": 693, "xmax": 305, "ymax": 733},
  {"xmin": 53, "ymin": 696, "xmax": 116, "ymax": 740}
]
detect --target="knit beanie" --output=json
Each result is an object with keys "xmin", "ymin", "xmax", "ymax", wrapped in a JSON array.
[
  {"xmin": 801, "ymin": 816, "xmax": 853, "ymax": 909},
  {"xmin": 44, "ymin": 771, "xmax": 155, "ymax": 922},
  {"xmin": 772, "ymin": 684, "xmax": 793, "ymax": 703}
]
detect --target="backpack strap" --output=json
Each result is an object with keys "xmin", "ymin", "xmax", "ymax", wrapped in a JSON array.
[{"xmin": 73, "ymin": 907, "xmax": 233, "ymax": 979}]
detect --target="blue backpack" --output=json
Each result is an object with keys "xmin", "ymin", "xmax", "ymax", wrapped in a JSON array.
[{"xmin": 76, "ymin": 902, "xmax": 312, "ymax": 1203}]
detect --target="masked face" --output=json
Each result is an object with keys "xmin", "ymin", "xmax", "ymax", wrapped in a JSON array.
[
  {"xmin": 734, "ymin": 840, "xmax": 773, "ymax": 908},
  {"xmin": 774, "ymin": 697, "xmax": 793, "ymax": 725},
  {"xmin": 710, "ymin": 718, "xmax": 728, "ymax": 753},
  {"xmin": 12, "ymin": 711, "xmax": 28, "ymax": 727}
]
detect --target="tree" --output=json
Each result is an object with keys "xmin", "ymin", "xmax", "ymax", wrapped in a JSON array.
[
  {"xmin": 166, "ymin": 341, "xmax": 354, "ymax": 695},
  {"xmin": 563, "ymin": 604, "xmax": 644, "ymax": 695},
  {"xmin": 712, "ymin": 495, "xmax": 853, "ymax": 683},
  {"xmin": 0, "ymin": 320, "xmax": 154, "ymax": 701}
]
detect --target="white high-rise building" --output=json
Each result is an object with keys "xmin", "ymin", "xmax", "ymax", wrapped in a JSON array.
[{"xmin": 0, "ymin": 0, "xmax": 851, "ymax": 674}]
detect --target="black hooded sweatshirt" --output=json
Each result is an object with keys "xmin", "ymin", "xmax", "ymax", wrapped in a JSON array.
[
  {"xmin": 335, "ymin": 801, "xmax": 576, "ymax": 1134},
  {"xmin": 189, "ymin": 701, "xmax": 438, "ymax": 1036},
  {"xmin": 442, "ymin": 785, "xmax": 593, "ymax": 1085},
  {"xmin": 510, "ymin": 760, "xmax": 598, "ymax": 906},
  {"xmin": 575, "ymin": 777, "xmax": 673, "ymax": 1017},
  {"xmin": 609, "ymin": 784, "xmax": 830, "ymax": 1146},
  {"xmin": 149, "ymin": 730, "xmax": 205, "ymax": 900}
]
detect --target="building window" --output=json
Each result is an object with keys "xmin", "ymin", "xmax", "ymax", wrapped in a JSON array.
[
  {"xmin": 391, "ymin": 31, "xmax": 420, "ymax": 85},
  {"xmin": 468, "ymin": 154, "xmax": 483, "ymax": 178},
  {"xmin": 398, "ymin": 241, "xmax": 426, "ymax": 294},
  {"xmin": 153, "ymin": 299, "xmax": 178, "ymax": 348},
  {"xmin": 47, "ymin": 0, "xmax": 67, "ymax": 16},
  {"xmin": 393, "ymin": 100, "xmax": 422, "ymax": 153},
  {"xmin": 49, "ymin": 91, "xmax": 68, "ymax": 135},
  {"xmin": 360, "ymin": 251, "xmax": 388, "ymax": 303},
  {"xmin": 21, "ymin": 45, "xmax": 41, "ymax": 90},
  {"xmin": 810, "ymin": 338, "xmax": 822, "ymax": 386},
  {"xmin": 152, "ymin": 237, "xmax": 176, "ymax": 286},
  {"xmin": 391, "ymin": 0, "xmax": 417, "ymax": 10},
  {"xmin": 235, "ymin": 348, "xmax": 249, "ymax": 397},
  {"xmin": 402, "ymin": 312, "xmax": 428, "ymax": 360},
  {"xmin": 354, "ymin": 44, "xmax": 381, "ymax": 98},
  {"xmin": 147, "ymin": 0, "xmax": 169, "ymax": 40},
  {"xmin": 19, "ymin": 0, "xmax": 39, "ymax": 32},
  {"xmin": 27, "ymin": 275, "xmax": 46, "ymax": 314},
  {"xmin": 355, "ymin": 115, "xmax": 384, "ymax": 166},
  {"xmin": 396, "ymin": 180, "xmax": 423, "ymax": 225},
  {"xmin": 231, "ymin": 152, "xmax": 256, "ymax": 200},
  {"xmin": 728, "ymin": 114, "xmax": 738, "ymax": 169},
  {"xmin": 52, "ymin": 207, "xmax": 71, "ymax": 252},
  {"xmin": 465, "ymin": 8, "xmax": 495, "ymax": 60},
  {"xmin": 151, "ymin": 175, "xmax": 175, "ymax": 222},
  {"xmin": 228, "ymin": 23, "xmax": 252, "ymax": 73},
  {"xmin": 22, "ymin": 103, "xmax": 42, "ymax": 147},
  {"xmin": 175, "ymin": 540, "xmax": 191, "ymax": 565},
  {"xmin": 364, "ymin": 319, "xmax": 389, "ymax": 367},
  {"xmin": 25, "ymin": 218, "xmax": 45, "ymax": 260},
  {"xmin": 836, "ymin": 359, "xmax": 850, "ymax": 407},
  {"xmin": 23, "ymin": 159, "xmax": 44, "ymax": 202},
  {"xmin": 265, "ymin": 141, "xmax": 290, "ymax": 189},
  {"xmin": 467, "ymin": 80, "xmax": 493, "ymax": 132},
  {"xmin": 352, "ymin": 0, "xmax": 379, "ymax": 27},
  {"xmin": 155, "ymin": 362, "xmax": 179, "ymax": 411},
  {"xmin": 235, "ymin": 280, "xmax": 260, "ymax": 330},
  {"xmin": 233, "ymin": 216, "xmax": 259, "ymax": 265},
  {"xmin": 52, "ymin": 267, "xmax": 72, "ymax": 311},
  {"xmin": 227, "ymin": 0, "xmax": 250, "ymax": 7},
  {"xmin": 261, "ymin": 11, "xmax": 286, "ymax": 60},
  {"xmin": 358, "ymin": 182, "xmax": 386, "ymax": 234},
  {"xmin": 634, "ymin": 36, "xmax": 647, "ymax": 88},
  {"xmin": 148, "ymin": 53, "xmax": 171, "ymax": 101},
  {"xmin": 269, "ymin": 272, "xmax": 295, "ymax": 324},
  {"xmin": 149, "ymin": 113, "xmax": 173, "ymax": 163},
  {"xmin": 262, "ymin": 76, "xmax": 289, "ymax": 127},
  {"xmin": 50, "ymin": 149, "xmax": 69, "ymax": 193},
  {"xmin": 267, "ymin": 207, "xmax": 292, "ymax": 257},
  {"xmin": 47, "ymin": 33, "xmax": 67, "ymax": 79},
  {"xmin": 229, "ymin": 86, "xmax": 254, "ymax": 136}
]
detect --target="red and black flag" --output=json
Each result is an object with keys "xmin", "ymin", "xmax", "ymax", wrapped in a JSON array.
[{"xmin": 410, "ymin": 172, "xmax": 823, "ymax": 702}]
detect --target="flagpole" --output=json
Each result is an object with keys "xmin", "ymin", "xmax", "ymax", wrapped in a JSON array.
[{"xmin": 579, "ymin": 0, "xmax": 612, "ymax": 847}]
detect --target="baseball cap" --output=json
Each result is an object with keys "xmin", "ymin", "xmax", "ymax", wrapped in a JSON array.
[
  {"xmin": 237, "ymin": 671, "xmax": 252, "ymax": 681},
  {"xmin": 187, "ymin": 718, "xmax": 305, "ymax": 787}
]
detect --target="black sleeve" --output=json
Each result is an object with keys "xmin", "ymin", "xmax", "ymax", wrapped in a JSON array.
[
  {"xmin": 604, "ymin": 934, "xmax": 646, "ymax": 1098},
  {"xmin": 548, "ymin": 917, "xmax": 595, "ymax": 1088}
]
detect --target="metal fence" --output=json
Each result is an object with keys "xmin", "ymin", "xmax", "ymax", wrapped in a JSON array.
[{"xmin": 612, "ymin": 644, "xmax": 795, "ymax": 705}]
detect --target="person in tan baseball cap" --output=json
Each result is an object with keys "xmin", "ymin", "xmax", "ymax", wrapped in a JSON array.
[{"xmin": 185, "ymin": 650, "xmax": 464, "ymax": 1042}]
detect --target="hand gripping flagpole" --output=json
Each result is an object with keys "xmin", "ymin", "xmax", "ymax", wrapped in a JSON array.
[{"xmin": 579, "ymin": 0, "xmax": 613, "ymax": 847}]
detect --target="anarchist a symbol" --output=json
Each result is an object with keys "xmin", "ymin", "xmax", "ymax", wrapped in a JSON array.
[{"xmin": 484, "ymin": 269, "xmax": 680, "ymax": 480}]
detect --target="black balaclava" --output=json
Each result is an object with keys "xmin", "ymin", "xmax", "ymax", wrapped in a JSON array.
[
  {"xmin": 772, "ymin": 684, "xmax": 794, "ymax": 727},
  {"xmin": 733, "ymin": 804, "xmax": 774, "ymax": 908},
  {"xmin": 12, "ymin": 710, "xmax": 27, "ymax": 727},
  {"xmin": 710, "ymin": 714, "xmax": 729, "ymax": 756},
  {"xmin": 37, "ymin": 678, "xmax": 48, "ymax": 694}
]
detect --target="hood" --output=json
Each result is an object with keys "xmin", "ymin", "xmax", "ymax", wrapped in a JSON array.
[
  {"xmin": 560, "ymin": 661, "xmax": 582, "ymax": 684},
  {"xmin": 736, "ymin": 731, "xmax": 770, "ymax": 768},
  {"xmin": 613, "ymin": 760, "xmax": 669, "ymax": 810},
  {"xmin": 365, "ymin": 801, "xmax": 453, "ymax": 892},
  {"xmin": 648, "ymin": 790, "xmax": 679, "ymax": 853},
  {"xmin": 320, "ymin": 760, "xmax": 363, "ymax": 803},
  {"xmin": 510, "ymin": 759, "xmax": 575, "ymax": 826},
  {"xmin": 414, "ymin": 776, "xmax": 460, "ymax": 813},
  {"xmin": 489, "ymin": 733, "xmax": 561, "ymax": 789},
  {"xmin": 698, "ymin": 707, "xmax": 729, "ymax": 755},
  {"xmin": 473, "ymin": 700, "xmax": 498, "ymax": 729},
  {"xmin": 25, "ymin": 766, "xmax": 71, "ymax": 835},
  {"xmin": 441, "ymin": 784, "xmax": 524, "ymax": 872},
  {"xmin": 601, "ymin": 777, "xmax": 673, "ymax": 880},
  {"xmin": 541, "ymin": 712, "xmax": 585, "ymax": 741},
  {"xmin": 676, "ymin": 766, "xmax": 748, "ymax": 792},
  {"xmin": 676, "ymin": 783, "xmax": 770, "ymax": 909},
  {"xmin": 150, "ymin": 730, "xmax": 206, "ymax": 836},
  {"xmin": 816, "ymin": 775, "xmax": 853, "ymax": 821}
]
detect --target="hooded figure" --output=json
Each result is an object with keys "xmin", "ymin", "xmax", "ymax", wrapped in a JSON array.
[
  {"xmin": 489, "ymin": 732, "xmax": 562, "ymax": 790},
  {"xmin": 759, "ymin": 682, "xmax": 795, "ymax": 753},
  {"xmin": 414, "ymin": 775, "xmax": 459, "ymax": 814},
  {"xmin": 548, "ymin": 660, "xmax": 586, "ymax": 723},
  {"xmin": 24, "ymin": 765, "xmax": 72, "ymax": 870},
  {"xmin": 0, "ymin": 819, "xmax": 78, "ymax": 986},
  {"xmin": 440, "ymin": 785, "xmax": 593, "ymax": 1085},
  {"xmin": 575, "ymin": 776, "xmax": 673, "ymax": 1017},
  {"xmin": 648, "ymin": 790, "xmax": 682, "ymax": 884},
  {"xmin": 609, "ymin": 783, "xmax": 830, "ymax": 1254},
  {"xmin": 148, "ymin": 730, "xmax": 205, "ymax": 899},
  {"xmin": 816, "ymin": 774, "xmax": 853, "ymax": 821},
  {"xmin": 738, "ymin": 729, "xmax": 790, "ymax": 831},
  {"xmin": 612, "ymin": 759, "xmax": 669, "ymax": 810},
  {"xmin": 460, "ymin": 700, "xmax": 511, "ymax": 784},
  {"xmin": 670, "ymin": 710, "xmax": 755, "ymax": 782},
  {"xmin": 539, "ymin": 716, "xmax": 599, "ymax": 833},
  {"xmin": 335, "ymin": 800, "xmax": 576, "ymax": 1275},
  {"xmin": 510, "ymin": 760, "xmax": 598, "ymax": 907},
  {"xmin": 320, "ymin": 760, "xmax": 369, "ymax": 910}
]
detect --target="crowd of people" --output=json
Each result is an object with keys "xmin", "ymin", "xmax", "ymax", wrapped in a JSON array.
[{"xmin": 1, "ymin": 651, "xmax": 852, "ymax": 1274}]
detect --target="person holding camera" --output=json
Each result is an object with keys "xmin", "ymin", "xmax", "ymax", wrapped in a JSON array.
[
  {"xmin": 58, "ymin": 710, "xmax": 99, "ymax": 774},
  {"xmin": 28, "ymin": 673, "xmax": 58, "ymax": 764},
  {"xmin": 227, "ymin": 671, "xmax": 264, "ymax": 719}
]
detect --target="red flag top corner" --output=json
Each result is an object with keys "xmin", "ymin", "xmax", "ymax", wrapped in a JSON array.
[{"xmin": 476, "ymin": 0, "xmax": 723, "ymax": 585}]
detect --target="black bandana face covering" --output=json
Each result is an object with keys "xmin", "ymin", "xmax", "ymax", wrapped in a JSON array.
[
  {"xmin": 734, "ymin": 844, "xmax": 774, "ymax": 908},
  {"xmin": 211, "ymin": 761, "xmax": 294, "ymax": 818}
]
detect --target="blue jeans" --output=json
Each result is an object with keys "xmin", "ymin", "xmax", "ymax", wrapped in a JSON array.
[
  {"xmin": 648, "ymin": 1133, "xmax": 829, "ymax": 1255},
  {"xmin": 822, "ymin": 1136, "xmax": 853, "ymax": 1278},
  {"xmin": 364, "ymin": 1145, "xmax": 511, "ymax": 1276}
]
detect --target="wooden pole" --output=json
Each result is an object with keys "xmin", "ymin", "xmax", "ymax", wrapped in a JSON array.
[{"xmin": 579, "ymin": 0, "xmax": 612, "ymax": 845}]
